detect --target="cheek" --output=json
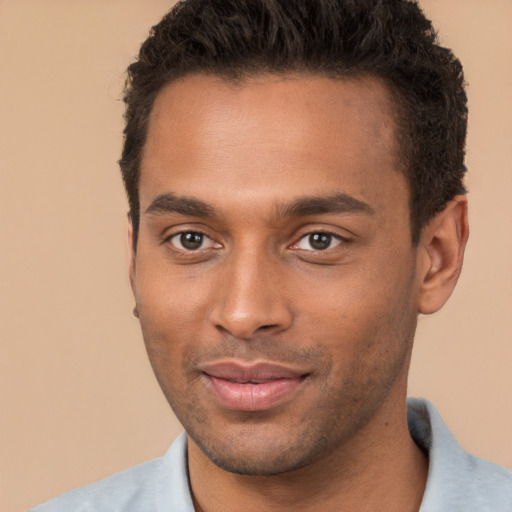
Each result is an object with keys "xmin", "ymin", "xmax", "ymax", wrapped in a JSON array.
[
  {"xmin": 135, "ymin": 251, "xmax": 211, "ymax": 324},
  {"xmin": 295, "ymin": 254, "xmax": 417, "ymax": 358},
  {"xmin": 133, "ymin": 260, "xmax": 211, "ymax": 374}
]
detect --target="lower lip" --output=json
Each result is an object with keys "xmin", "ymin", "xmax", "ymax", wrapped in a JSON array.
[{"xmin": 204, "ymin": 374, "xmax": 306, "ymax": 411}]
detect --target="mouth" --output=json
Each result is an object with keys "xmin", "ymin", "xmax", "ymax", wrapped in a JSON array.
[{"xmin": 199, "ymin": 361, "xmax": 309, "ymax": 412}]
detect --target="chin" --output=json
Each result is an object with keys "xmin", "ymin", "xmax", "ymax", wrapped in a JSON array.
[
  {"xmin": 187, "ymin": 419, "xmax": 342, "ymax": 476},
  {"xmin": 194, "ymin": 438, "xmax": 312, "ymax": 476}
]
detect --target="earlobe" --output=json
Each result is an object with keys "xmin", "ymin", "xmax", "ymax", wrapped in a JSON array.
[{"xmin": 417, "ymin": 196, "xmax": 469, "ymax": 315}]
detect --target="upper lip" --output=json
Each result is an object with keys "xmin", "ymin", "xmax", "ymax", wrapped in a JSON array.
[{"xmin": 199, "ymin": 360, "xmax": 308, "ymax": 383}]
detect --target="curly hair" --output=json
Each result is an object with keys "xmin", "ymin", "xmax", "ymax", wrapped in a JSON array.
[{"xmin": 120, "ymin": 0, "xmax": 467, "ymax": 245}]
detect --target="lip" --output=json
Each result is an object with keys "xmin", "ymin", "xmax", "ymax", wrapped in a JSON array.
[{"xmin": 200, "ymin": 361, "xmax": 309, "ymax": 412}]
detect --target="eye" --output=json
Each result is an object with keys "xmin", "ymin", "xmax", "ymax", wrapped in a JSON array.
[
  {"xmin": 168, "ymin": 231, "xmax": 219, "ymax": 251},
  {"xmin": 294, "ymin": 232, "xmax": 342, "ymax": 251}
]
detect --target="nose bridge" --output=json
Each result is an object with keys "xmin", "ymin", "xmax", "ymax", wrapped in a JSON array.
[{"xmin": 210, "ymin": 241, "xmax": 292, "ymax": 339}]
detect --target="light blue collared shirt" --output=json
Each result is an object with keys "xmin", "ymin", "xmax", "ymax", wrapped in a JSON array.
[{"xmin": 30, "ymin": 398, "xmax": 512, "ymax": 511}]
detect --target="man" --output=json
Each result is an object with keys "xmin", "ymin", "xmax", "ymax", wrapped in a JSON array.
[{"xmin": 31, "ymin": 0, "xmax": 512, "ymax": 510}]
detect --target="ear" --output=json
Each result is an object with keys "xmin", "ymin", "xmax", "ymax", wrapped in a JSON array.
[
  {"xmin": 417, "ymin": 195, "xmax": 469, "ymax": 315},
  {"xmin": 127, "ymin": 215, "xmax": 136, "ymax": 296}
]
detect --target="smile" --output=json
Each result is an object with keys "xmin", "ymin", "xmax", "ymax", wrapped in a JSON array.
[{"xmin": 200, "ymin": 361, "xmax": 309, "ymax": 412}]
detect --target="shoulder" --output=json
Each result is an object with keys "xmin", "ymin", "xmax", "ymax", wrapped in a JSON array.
[
  {"xmin": 408, "ymin": 398, "xmax": 512, "ymax": 512},
  {"xmin": 29, "ymin": 457, "xmax": 165, "ymax": 512},
  {"xmin": 29, "ymin": 433, "xmax": 194, "ymax": 512}
]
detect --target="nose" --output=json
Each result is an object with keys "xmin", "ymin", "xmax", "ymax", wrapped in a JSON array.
[{"xmin": 209, "ymin": 248, "xmax": 293, "ymax": 340}]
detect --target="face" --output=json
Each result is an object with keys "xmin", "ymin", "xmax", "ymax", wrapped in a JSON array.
[{"xmin": 131, "ymin": 73, "xmax": 420, "ymax": 475}]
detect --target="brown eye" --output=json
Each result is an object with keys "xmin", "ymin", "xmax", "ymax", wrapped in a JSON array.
[
  {"xmin": 309, "ymin": 233, "xmax": 332, "ymax": 250},
  {"xmin": 169, "ymin": 231, "xmax": 214, "ymax": 251},
  {"xmin": 294, "ymin": 232, "xmax": 341, "ymax": 251},
  {"xmin": 180, "ymin": 232, "xmax": 203, "ymax": 250}
]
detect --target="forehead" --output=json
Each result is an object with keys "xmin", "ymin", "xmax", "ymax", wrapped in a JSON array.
[{"xmin": 140, "ymin": 73, "xmax": 407, "ymax": 218}]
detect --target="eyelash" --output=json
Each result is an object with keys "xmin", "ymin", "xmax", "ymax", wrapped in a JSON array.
[
  {"xmin": 165, "ymin": 231, "xmax": 220, "ymax": 252},
  {"xmin": 163, "ymin": 229, "xmax": 350, "ymax": 255},
  {"xmin": 291, "ymin": 231, "xmax": 347, "ymax": 252}
]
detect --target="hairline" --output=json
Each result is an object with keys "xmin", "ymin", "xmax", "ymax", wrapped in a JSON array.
[{"xmin": 130, "ymin": 69, "xmax": 417, "ymax": 248}]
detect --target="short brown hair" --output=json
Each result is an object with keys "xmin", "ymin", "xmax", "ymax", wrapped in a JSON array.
[{"xmin": 120, "ymin": 0, "xmax": 467, "ymax": 245}]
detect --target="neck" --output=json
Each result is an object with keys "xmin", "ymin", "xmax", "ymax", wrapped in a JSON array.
[{"xmin": 188, "ymin": 396, "xmax": 428, "ymax": 512}]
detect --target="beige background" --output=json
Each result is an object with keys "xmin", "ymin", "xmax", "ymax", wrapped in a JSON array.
[{"xmin": 0, "ymin": 1, "xmax": 511, "ymax": 510}]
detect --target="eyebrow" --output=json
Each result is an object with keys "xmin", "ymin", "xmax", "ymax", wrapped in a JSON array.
[
  {"xmin": 145, "ymin": 193, "xmax": 215, "ymax": 217},
  {"xmin": 144, "ymin": 191, "xmax": 375, "ymax": 219},
  {"xmin": 278, "ymin": 193, "xmax": 375, "ymax": 217}
]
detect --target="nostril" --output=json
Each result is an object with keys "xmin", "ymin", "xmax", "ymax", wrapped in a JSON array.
[{"xmin": 258, "ymin": 324, "xmax": 277, "ymax": 331}]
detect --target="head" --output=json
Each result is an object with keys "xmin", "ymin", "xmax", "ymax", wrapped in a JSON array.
[
  {"xmin": 122, "ymin": 0, "xmax": 469, "ymax": 478},
  {"xmin": 120, "ymin": 0, "xmax": 467, "ymax": 247}
]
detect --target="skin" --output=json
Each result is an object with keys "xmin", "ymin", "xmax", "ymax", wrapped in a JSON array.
[{"xmin": 129, "ymin": 73, "xmax": 468, "ymax": 511}]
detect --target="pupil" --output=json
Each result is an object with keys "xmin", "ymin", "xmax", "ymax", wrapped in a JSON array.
[
  {"xmin": 310, "ymin": 233, "xmax": 331, "ymax": 250},
  {"xmin": 181, "ymin": 232, "xmax": 203, "ymax": 250}
]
